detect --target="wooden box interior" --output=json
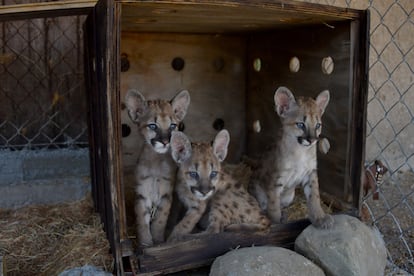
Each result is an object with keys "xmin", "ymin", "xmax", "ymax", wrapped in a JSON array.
[{"xmin": 85, "ymin": 1, "xmax": 369, "ymax": 274}]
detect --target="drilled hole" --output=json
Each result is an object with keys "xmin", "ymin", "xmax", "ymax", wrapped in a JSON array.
[
  {"xmin": 213, "ymin": 118, "xmax": 225, "ymax": 131},
  {"xmin": 253, "ymin": 58, "xmax": 261, "ymax": 72},
  {"xmin": 253, "ymin": 120, "xmax": 261, "ymax": 133},
  {"xmin": 289, "ymin": 56, "xmax": 300, "ymax": 73},
  {"xmin": 321, "ymin": 56, "xmax": 334, "ymax": 75},
  {"xmin": 122, "ymin": 124, "xmax": 131, "ymax": 138},
  {"xmin": 172, "ymin": 57, "xmax": 185, "ymax": 71}
]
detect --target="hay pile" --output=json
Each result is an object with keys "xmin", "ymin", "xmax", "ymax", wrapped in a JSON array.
[
  {"xmin": 0, "ymin": 195, "xmax": 113, "ymax": 276},
  {"xmin": 285, "ymin": 189, "xmax": 333, "ymax": 222}
]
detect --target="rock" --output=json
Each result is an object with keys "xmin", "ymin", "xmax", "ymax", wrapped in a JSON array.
[
  {"xmin": 295, "ymin": 214, "xmax": 387, "ymax": 276},
  {"xmin": 58, "ymin": 265, "xmax": 112, "ymax": 276},
  {"xmin": 210, "ymin": 246, "xmax": 325, "ymax": 276}
]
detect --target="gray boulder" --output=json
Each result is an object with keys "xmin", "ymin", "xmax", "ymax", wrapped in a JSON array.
[
  {"xmin": 210, "ymin": 246, "xmax": 325, "ymax": 276},
  {"xmin": 58, "ymin": 265, "xmax": 112, "ymax": 276},
  {"xmin": 295, "ymin": 214, "xmax": 387, "ymax": 276}
]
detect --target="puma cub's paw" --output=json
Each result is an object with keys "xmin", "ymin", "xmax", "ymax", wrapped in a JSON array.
[
  {"xmin": 312, "ymin": 214, "xmax": 334, "ymax": 229},
  {"xmin": 318, "ymin": 137, "xmax": 330, "ymax": 154}
]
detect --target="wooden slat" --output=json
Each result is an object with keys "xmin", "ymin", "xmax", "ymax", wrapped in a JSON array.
[
  {"xmin": 0, "ymin": 256, "xmax": 4, "ymax": 276},
  {"xmin": 0, "ymin": 0, "xmax": 96, "ymax": 21},
  {"xmin": 119, "ymin": 0, "xmax": 365, "ymax": 33},
  {"xmin": 136, "ymin": 219, "xmax": 311, "ymax": 275}
]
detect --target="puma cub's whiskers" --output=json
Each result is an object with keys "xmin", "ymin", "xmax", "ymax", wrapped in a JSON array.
[
  {"xmin": 125, "ymin": 89, "xmax": 190, "ymax": 246},
  {"xmin": 251, "ymin": 86, "xmax": 333, "ymax": 229}
]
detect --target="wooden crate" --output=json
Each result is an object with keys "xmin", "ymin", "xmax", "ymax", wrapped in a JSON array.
[{"xmin": 84, "ymin": 0, "xmax": 369, "ymax": 274}]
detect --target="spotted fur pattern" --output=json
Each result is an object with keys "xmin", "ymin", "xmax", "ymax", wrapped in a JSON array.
[
  {"xmin": 125, "ymin": 89, "xmax": 190, "ymax": 246},
  {"xmin": 204, "ymin": 163, "xmax": 270, "ymax": 234},
  {"xmin": 250, "ymin": 86, "xmax": 333, "ymax": 229},
  {"xmin": 168, "ymin": 130, "xmax": 269, "ymax": 241}
]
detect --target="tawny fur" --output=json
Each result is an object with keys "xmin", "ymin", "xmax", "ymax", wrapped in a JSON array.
[
  {"xmin": 205, "ymin": 163, "xmax": 270, "ymax": 234},
  {"xmin": 168, "ymin": 130, "xmax": 270, "ymax": 241},
  {"xmin": 250, "ymin": 86, "xmax": 333, "ymax": 229},
  {"xmin": 125, "ymin": 89, "xmax": 190, "ymax": 246}
]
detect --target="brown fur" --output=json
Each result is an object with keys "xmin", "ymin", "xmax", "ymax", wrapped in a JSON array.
[
  {"xmin": 205, "ymin": 163, "xmax": 270, "ymax": 234},
  {"xmin": 168, "ymin": 130, "xmax": 269, "ymax": 241},
  {"xmin": 125, "ymin": 89, "xmax": 190, "ymax": 246},
  {"xmin": 250, "ymin": 86, "xmax": 333, "ymax": 229}
]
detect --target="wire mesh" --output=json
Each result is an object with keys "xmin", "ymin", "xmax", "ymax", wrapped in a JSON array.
[
  {"xmin": 0, "ymin": 15, "xmax": 88, "ymax": 150},
  {"xmin": 363, "ymin": 0, "xmax": 414, "ymax": 273},
  {"xmin": 296, "ymin": 0, "xmax": 414, "ymax": 273},
  {"xmin": 0, "ymin": 0, "xmax": 413, "ymax": 273}
]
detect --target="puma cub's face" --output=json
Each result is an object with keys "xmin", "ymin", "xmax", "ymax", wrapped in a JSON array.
[
  {"xmin": 274, "ymin": 86, "xmax": 330, "ymax": 147},
  {"xmin": 125, "ymin": 89, "xmax": 190, "ymax": 154},
  {"xmin": 171, "ymin": 130, "xmax": 230, "ymax": 200}
]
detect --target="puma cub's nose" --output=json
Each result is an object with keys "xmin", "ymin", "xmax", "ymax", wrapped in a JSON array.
[{"xmin": 191, "ymin": 186, "xmax": 215, "ymax": 198}]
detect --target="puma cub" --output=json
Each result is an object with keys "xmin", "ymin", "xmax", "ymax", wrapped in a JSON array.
[
  {"xmin": 168, "ymin": 130, "xmax": 270, "ymax": 241},
  {"xmin": 250, "ymin": 86, "xmax": 333, "ymax": 229},
  {"xmin": 125, "ymin": 89, "xmax": 190, "ymax": 246}
]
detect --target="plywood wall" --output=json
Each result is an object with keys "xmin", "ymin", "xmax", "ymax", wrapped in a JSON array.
[{"xmin": 297, "ymin": 0, "xmax": 414, "ymax": 173}]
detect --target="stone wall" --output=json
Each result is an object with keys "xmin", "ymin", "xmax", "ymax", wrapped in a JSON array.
[{"xmin": 0, "ymin": 149, "xmax": 90, "ymax": 208}]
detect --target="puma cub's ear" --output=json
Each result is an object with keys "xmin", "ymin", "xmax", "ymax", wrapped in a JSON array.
[
  {"xmin": 170, "ymin": 131, "xmax": 192, "ymax": 164},
  {"xmin": 125, "ymin": 89, "xmax": 146, "ymax": 122},
  {"xmin": 316, "ymin": 90, "xmax": 330, "ymax": 115},
  {"xmin": 171, "ymin": 90, "xmax": 191, "ymax": 121},
  {"xmin": 274, "ymin": 86, "xmax": 296, "ymax": 118},
  {"xmin": 213, "ymin": 129, "xmax": 230, "ymax": 162}
]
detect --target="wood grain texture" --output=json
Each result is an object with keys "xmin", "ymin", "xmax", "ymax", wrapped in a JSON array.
[
  {"xmin": 119, "ymin": 0, "xmax": 365, "ymax": 33},
  {"xmin": 85, "ymin": 1, "xmax": 368, "ymax": 275},
  {"xmin": 136, "ymin": 219, "xmax": 311, "ymax": 274},
  {"xmin": 120, "ymin": 32, "xmax": 246, "ymax": 166},
  {"xmin": 246, "ymin": 22, "xmax": 356, "ymax": 207}
]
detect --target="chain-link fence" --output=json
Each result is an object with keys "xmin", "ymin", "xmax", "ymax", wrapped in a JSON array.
[
  {"xmin": 300, "ymin": 0, "xmax": 414, "ymax": 273},
  {"xmin": 1, "ymin": 0, "xmax": 413, "ymax": 274},
  {"xmin": 0, "ymin": 13, "xmax": 88, "ymax": 150},
  {"xmin": 364, "ymin": 0, "xmax": 414, "ymax": 273}
]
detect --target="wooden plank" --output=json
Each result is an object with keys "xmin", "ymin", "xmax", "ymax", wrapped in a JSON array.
[
  {"xmin": 0, "ymin": 0, "xmax": 96, "ymax": 21},
  {"xmin": 136, "ymin": 219, "xmax": 311, "ymax": 274},
  {"xmin": 0, "ymin": 256, "xmax": 4, "ymax": 276},
  {"xmin": 119, "ymin": 0, "xmax": 366, "ymax": 33},
  {"xmin": 120, "ymin": 32, "xmax": 246, "ymax": 165},
  {"xmin": 349, "ymin": 10, "xmax": 370, "ymax": 213},
  {"xmin": 85, "ymin": 0, "xmax": 128, "ymax": 275},
  {"xmin": 246, "ymin": 22, "xmax": 354, "ymax": 207}
]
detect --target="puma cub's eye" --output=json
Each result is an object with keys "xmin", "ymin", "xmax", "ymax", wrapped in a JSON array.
[
  {"xmin": 169, "ymin": 123, "xmax": 177, "ymax": 130},
  {"xmin": 315, "ymin": 123, "xmax": 321, "ymax": 129},
  {"xmin": 296, "ymin": 122, "xmax": 306, "ymax": 130},
  {"xmin": 147, "ymin": 123, "xmax": 157, "ymax": 130},
  {"xmin": 210, "ymin": 171, "xmax": 218, "ymax": 179},
  {"xmin": 189, "ymin": 171, "xmax": 199, "ymax": 180}
]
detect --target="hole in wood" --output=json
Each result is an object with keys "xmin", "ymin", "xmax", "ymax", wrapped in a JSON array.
[
  {"xmin": 253, "ymin": 120, "xmax": 261, "ymax": 133},
  {"xmin": 122, "ymin": 123, "xmax": 131, "ymax": 137},
  {"xmin": 172, "ymin": 57, "xmax": 185, "ymax": 71},
  {"xmin": 321, "ymin": 56, "xmax": 334, "ymax": 75},
  {"xmin": 213, "ymin": 118, "xmax": 225, "ymax": 131},
  {"xmin": 253, "ymin": 58, "xmax": 261, "ymax": 72},
  {"xmin": 289, "ymin": 56, "xmax": 300, "ymax": 73}
]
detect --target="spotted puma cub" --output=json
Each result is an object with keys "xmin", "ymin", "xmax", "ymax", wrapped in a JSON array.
[
  {"xmin": 250, "ymin": 86, "xmax": 333, "ymax": 229},
  {"xmin": 125, "ymin": 89, "xmax": 190, "ymax": 246},
  {"xmin": 168, "ymin": 130, "xmax": 270, "ymax": 241}
]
